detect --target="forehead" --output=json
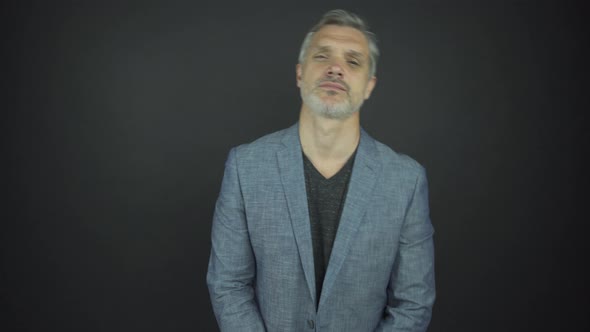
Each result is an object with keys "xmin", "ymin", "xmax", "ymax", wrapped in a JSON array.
[{"xmin": 310, "ymin": 25, "xmax": 369, "ymax": 55}]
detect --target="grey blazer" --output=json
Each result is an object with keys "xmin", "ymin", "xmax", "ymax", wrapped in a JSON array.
[{"xmin": 207, "ymin": 123, "xmax": 435, "ymax": 332}]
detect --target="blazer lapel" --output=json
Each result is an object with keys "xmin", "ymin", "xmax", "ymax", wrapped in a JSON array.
[
  {"xmin": 276, "ymin": 124, "xmax": 317, "ymax": 305},
  {"xmin": 319, "ymin": 129, "xmax": 381, "ymax": 309}
]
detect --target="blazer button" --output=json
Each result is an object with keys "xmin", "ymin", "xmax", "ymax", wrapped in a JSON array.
[{"xmin": 307, "ymin": 319, "xmax": 315, "ymax": 329}]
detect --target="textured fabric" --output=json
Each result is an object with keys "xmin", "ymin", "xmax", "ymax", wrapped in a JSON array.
[
  {"xmin": 207, "ymin": 123, "xmax": 435, "ymax": 332},
  {"xmin": 303, "ymin": 150, "xmax": 355, "ymax": 307}
]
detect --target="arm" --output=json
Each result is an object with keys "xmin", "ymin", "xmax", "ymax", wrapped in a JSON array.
[
  {"xmin": 206, "ymin": 148, "xmax": 266, "ymax": 331},
  {"xmin": 375, "ymin": 167, "xmax": 436, "ymax": 332}
]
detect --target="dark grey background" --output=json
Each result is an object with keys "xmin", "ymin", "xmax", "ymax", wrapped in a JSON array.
[{"xmin": 3, "ymin": 0, "xmax": 588, "ymax": 331}]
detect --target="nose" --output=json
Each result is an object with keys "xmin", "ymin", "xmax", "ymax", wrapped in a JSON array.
[{"xmin": 326, "ymin": 63, "xmax": 344, "ymax": 79}]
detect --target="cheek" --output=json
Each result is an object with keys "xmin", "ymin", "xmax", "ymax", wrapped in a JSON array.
[
  {"xmin": 356, "ymin": 82, "xmax": 372, "ymax": 99},
  {"xmin": 363, "ymin": 86, "xmax": 370, "ymax": 99},
  {"xmin": 351, "ymin": 85, "xmax": 366, "ymax": 99}
]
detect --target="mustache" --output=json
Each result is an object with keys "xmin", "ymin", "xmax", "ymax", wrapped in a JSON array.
[{"xmin": 316, "ymin": 78, "xmax": 350, "ymax": 91}]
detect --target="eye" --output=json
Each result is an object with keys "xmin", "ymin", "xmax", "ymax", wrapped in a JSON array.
[
  {"xmin": 348, "ymin": 59, "xmax": 360, "ymax": 66},
  {"xmin": 313, "ymin": 54, "xmax": 328, "ymax": 60}
]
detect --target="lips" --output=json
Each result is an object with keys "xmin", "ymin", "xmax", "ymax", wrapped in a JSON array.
[{"xmin": 318, "ymin": 81, "xmax": 347, "ymax": 92}]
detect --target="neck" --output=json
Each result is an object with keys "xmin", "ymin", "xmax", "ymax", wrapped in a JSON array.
[{"xmin": 299, "ymin": 106, "xmax": 360, "ymax": 162}]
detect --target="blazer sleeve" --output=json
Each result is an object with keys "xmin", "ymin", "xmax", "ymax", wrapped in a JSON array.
[
  {"xmin": 375, "ymin": 166, "xmax": 436, "ymax": 332},
  {"xmin": 206, "ymin": 148, "xmax": 266, "ymax": 331}
]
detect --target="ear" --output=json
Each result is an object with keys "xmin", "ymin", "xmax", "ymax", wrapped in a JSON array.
[
  {"xmin": 296, "ymin": 64, "xmax": 302, "ymax": 88},
  {"xmin": 364, "ymin": 76, "xmax": 377, "ymax": 99}
]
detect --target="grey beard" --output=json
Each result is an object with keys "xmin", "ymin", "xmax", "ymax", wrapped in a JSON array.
[{"xmin": 301, "ymin": 89, "xmax": 361, "ymax": 120}]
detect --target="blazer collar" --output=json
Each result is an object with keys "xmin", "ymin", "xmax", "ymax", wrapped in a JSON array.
[
  {"xmin": 277, "ymin": 123, "xmax": 317, "ymax": 304},
  {"xmin": 319, "ymin": 127, "xmax": 381, "ymax": 309},
  {"xmin": 276, "ymin": 122, "xmax": 382, "ymax": 308}
]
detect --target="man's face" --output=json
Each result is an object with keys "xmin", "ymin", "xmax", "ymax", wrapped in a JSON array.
[{"xmin": 297, "ymin": 25, "xmax": 376, "ymax": 120}]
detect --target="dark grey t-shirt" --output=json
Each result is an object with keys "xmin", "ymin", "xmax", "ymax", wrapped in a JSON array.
[{"xmin": 303, "ymin": 151, "xmax": 356, "ymax": 307}]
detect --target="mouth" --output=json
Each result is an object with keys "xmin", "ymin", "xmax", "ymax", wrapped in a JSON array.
[{"xmin": 318, "ymin": 81, "xmax": 347, "ymax": 92}]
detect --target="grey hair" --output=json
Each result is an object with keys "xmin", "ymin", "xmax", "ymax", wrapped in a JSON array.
[{"xmin": 298, "ymin": 9, "xmax": 379, "ymax": 78}]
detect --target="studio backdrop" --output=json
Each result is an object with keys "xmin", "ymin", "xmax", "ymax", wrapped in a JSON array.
[{"xmin": 3, "ymin": 1, "xmax": 587, "ymax": 331}]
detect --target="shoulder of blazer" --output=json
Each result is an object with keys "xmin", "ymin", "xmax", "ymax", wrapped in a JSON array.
[
  {"xmin": 232, "ymin": 123, "xmax": 298, "ymax": 165},
  {"xmin": 368, "ymin": 134, "xmax": 426, "ymax": 177}
]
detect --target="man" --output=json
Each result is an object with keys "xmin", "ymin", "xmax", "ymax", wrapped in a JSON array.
[{"xmin": 207, "ymin": 9, "xmax": 435, "ymax": 332}]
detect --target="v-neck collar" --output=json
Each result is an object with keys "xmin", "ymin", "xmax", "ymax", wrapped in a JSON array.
[{"xmin": 302, "ymin": 150, "xmax": 357, "ymax": 181}]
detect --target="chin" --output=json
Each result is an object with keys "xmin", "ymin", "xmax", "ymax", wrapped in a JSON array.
[
  {"xmin": 315, "ymin": 103, "xmax": 357, "ymax": 120},
  {"xmin": 302, "ymin": 89, "xmax": 360, "ymax": 120}
]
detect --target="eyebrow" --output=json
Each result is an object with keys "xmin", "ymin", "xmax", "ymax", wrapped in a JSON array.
[
  {"xmin": 346, "ymin": 50, "xmax": 365, "ymax": 59},
  {"xmin": 313, "ymin": 46, "xmax": 366, "ymax": 59}
]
